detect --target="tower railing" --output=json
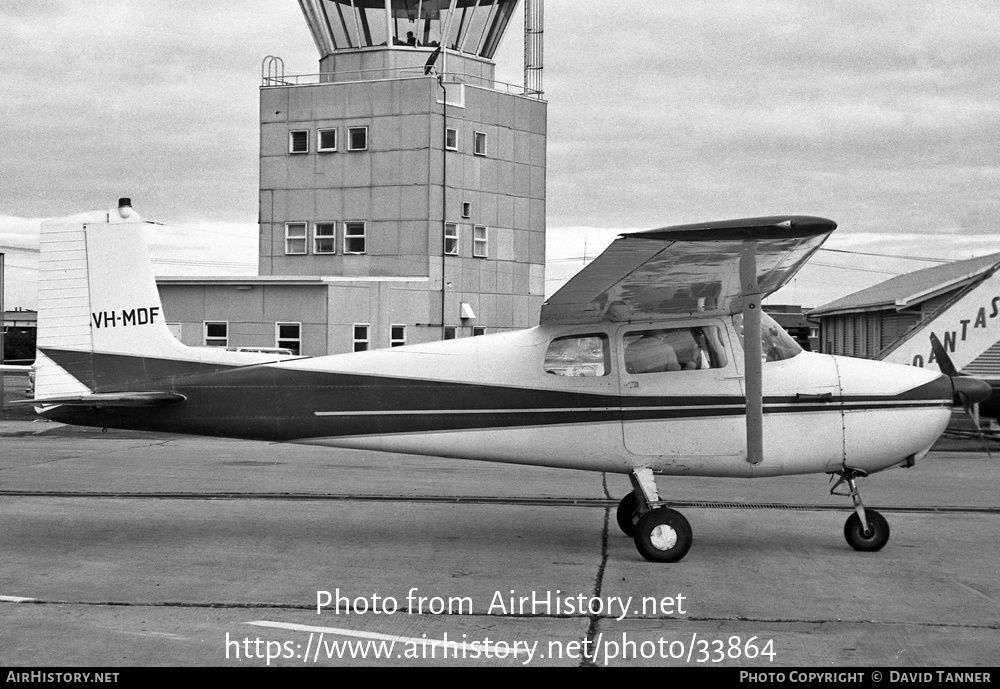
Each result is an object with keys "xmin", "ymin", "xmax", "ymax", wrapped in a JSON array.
[
  {"xmin": 261, "ymin": 55, "xmax": 285, "ymax": 84},
  {"xmin": 261, "ymin": 65, "xmax": 543, "ymax": 99}
]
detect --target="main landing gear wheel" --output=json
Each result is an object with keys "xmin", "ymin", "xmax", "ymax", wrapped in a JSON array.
[
  {"xmin": 616, "ymin": 491, "xmax": 640, "ymax": 536},
  {"xmin": 633, "ymin": 508, "xmax": 692, "ymax": 563},
  {"xmin": 843, "ymin": 510, "xmax": 890, "ymax": 552}
]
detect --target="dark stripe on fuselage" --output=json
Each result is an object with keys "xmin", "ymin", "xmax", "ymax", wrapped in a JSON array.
[
  {"xmin": 38, "ymin": 349, "xmax": 952, "ymax": 442},
  {"xmin": 41, "ymin": 347, "xmax": 239, "ymax": 391}
]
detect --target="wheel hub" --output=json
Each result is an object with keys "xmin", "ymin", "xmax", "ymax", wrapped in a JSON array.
[{"xmin": 649, "ymin": 524, "xmax": 678, "ymax": 550}]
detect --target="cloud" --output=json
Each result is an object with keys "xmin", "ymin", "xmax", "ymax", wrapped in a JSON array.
[
  {"xmin": 0, "ymin": 215, "xmax": 44, "ymax": 245},
  {"xmin": 771, "ymin": 231, "xmax": 1000, "ymax": 308},
  {"xmin": 6, "ymin": 0, "xmax": 997, "ymax": 235},
  {"xmin": 3, "ymin": 1, "xmax": 999, "ymax": 311},
  {"xmin": 0, "ymin": 1, "xmax": 312, "ymax": 221},
  {"xmin": 0, "ymin": 215, "xmax": 42, "ymax": 311},
  {"xmin": 539, "ymin": 0, "xmax": 1000, "ymax": 233},
  {"xmin": 0, "ymin": 212, "xmax": 257, "ymax": 310}
]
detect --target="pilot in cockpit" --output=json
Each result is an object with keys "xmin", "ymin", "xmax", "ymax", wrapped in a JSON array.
[
  {"xmin": 625, "ymin": 329, "xmax": 708, "ymax": 374},
  {"xmin": 625, "ymin": 332, "xmax": 680, "ymax": 373}
]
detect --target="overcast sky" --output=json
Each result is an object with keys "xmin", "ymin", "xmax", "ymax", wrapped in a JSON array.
[{"xmin": 3, "ymin": 0, "xmax": 1000, "ymax": 311}]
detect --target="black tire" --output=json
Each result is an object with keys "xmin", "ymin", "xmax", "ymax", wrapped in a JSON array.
[
  {"xmin": 844, "ymin": 510, "xmax": 890, "ymax": 552},
  {"xmin": 633, "ymin": 508, "xmax": 693, "ymax": 562},
  {"xmin": 616, "ymin": 492, "xmax": 640, "ymax": 536}
]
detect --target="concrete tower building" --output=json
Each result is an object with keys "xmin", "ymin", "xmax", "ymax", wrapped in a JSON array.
[{"xmin": 159, "ymin": 0, "xmax": 546, "ymax": 355}]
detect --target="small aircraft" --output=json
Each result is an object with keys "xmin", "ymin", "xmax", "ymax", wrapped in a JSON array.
[{"xmin": 20, "ymin": 202, "xmax": 990, "ymax": 562}]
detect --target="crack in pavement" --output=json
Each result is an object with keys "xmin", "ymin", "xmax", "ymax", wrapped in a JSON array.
[{"xmin": 3, "ymin": 598, "xmax": 997, "ymax": 630}]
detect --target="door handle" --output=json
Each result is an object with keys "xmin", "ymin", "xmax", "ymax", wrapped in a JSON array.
[{"xmin": 796, "ymin": 392, "xmax": 833, "ymax": 402}]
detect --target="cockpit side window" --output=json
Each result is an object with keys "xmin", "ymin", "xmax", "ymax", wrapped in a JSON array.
[
  {"xmin": 623, "ymin": 326, "xmax": 729, "ymax": 374},
  {"xmin": 732, "ymin": 312, "xmax": 803, "ymax": 363},
  {"xmin": 544, "ymin": 334, "xmax": 610, "ymax": 377}
]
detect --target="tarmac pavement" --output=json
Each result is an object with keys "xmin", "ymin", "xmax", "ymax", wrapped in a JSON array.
[{"xmin": 0, "ymin": 421, "xmax": 997, "ymax": 667}]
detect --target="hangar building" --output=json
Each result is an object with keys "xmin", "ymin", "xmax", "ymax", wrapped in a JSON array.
[
  {"xmin": 157, "ymin": 0, "xmax": 546, "ymax": 356},
  {"xmin": 810, "ymin": 252, "xmax": 1000, "ymax": 372}
]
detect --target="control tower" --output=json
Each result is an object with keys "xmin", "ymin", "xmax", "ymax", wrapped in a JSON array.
[{"xmin": 257, "ymin": 0, "xmax": 547, "ymax": 348}]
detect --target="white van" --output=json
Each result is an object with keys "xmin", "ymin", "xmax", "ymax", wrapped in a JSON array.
[{"xmin": 233, "ymin": 347, "xmax": 295, "ymax": 355}]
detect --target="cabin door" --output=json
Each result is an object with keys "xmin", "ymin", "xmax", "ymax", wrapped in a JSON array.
[{"xmin": 617, "ymin": 321, "xmax": 747, "ymax": 462}]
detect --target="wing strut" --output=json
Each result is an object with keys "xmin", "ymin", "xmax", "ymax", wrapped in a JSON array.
[{"xmin": 740, "ymin": 241, "xmax": 764, "ymax": 465}]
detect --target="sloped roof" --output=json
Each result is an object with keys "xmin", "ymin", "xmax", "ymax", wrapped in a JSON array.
[{"xmin": 810, "ymin": 252, "xmax": 1000, "ymax": 317}]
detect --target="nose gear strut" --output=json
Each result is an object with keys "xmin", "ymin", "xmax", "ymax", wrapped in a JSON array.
[{"xmin": 830, "ymin": 468, "xmax": 890, "ymax": 551}]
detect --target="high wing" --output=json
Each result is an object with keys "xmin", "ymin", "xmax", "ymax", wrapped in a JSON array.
[{"xmin": 540, "ymin": 216, "xmax": 836, "ymax": 325}]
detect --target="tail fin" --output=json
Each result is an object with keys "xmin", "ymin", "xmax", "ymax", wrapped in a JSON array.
[{"xmin": 34, "ymin": 199, "xmax": 196, "ymax": 397}]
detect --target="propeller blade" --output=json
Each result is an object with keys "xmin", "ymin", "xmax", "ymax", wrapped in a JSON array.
[{"xmin": 929, "ymin": 333, "xmax": 957, "ymax": 376}]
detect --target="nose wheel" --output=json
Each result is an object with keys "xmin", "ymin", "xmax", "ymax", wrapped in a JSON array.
[
  {"xmin": 843, "ymin": 510, "xmax": 889, "ymax": 551},
  {"xmin": 621, "ymin": 468, "xmax": 694, "ymax": 562},
  {"xmin": 831, "ymin": 469, "xmax": 890, "ymax": 552}
]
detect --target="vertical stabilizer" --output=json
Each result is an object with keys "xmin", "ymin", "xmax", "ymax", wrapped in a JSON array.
[{"xmin": 34, "ymin": 200, "xmax": 195, "ymax": 397}]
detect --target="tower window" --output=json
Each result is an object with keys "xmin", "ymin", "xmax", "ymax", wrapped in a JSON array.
[
  {"xmin": 444, "ymin": 223, "xmax": 459, "ymax": 255},
  {"xmin": 276, "ymin": 322, "xmax": 301, "ymax": 355},
  {"xmin": 289, "ymin": 130, "xmax": 309, "ymax": 154},
  {"xmin": 285, "ymin": 222, "xmax": 307, "ymax": 254},
  {"xmin": 473, "ymin": 225, "xmax": 488, "ymax": 258},
  {"xmin": 353, "ymin": 324, "xmax": 370, "ymax": 352},
  {"xmin": 390, "ymin": 324, "xmax": 406, "ymax": 347},
  {"xmin": 314, "ymin": 222, "xmax": 336, "ymax": 254},
  {"xmin": 344, "ymin": 221, "xmax": 367, "ymax": 254},
  {"xmin": 461, "ymin": 202, "xmax": 471, "ymax": 218},
  {"xmin": 204, "ymin": 322, "xmax": 228, "ymax": 347},
  {"xmin": 445, "ymin": 127, "xmax": 458, "ymax": 151},
  {"xmin": 444, "ymin": 326, "xmax": 457, "ymax": 340},
  {"xmin": 318, "ymin": 128, "xmax": 337, "ymax": 152},
  {"xmin": 473, "ymin": 326, "xmax": 486, "ymax": 336},
  {"xmin": 474, "ymin": 131, "xmax": 487, "ymax": 156},
  {"xmin": 348, "ymin": 126, "xmax": 369, "ymax": 151}
]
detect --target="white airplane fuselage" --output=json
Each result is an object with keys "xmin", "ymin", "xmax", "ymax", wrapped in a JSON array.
[{"xmin": 40, "ymin": 318, "xmax": 953, "ymax": 480}]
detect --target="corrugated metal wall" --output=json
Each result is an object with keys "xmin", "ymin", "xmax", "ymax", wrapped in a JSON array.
[{"xmin": 820, "ymin": 310, "xmax": 920, "ymax": 358}]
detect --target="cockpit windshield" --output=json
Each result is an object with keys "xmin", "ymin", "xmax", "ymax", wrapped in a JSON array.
[{"xmin": 732, "ymin": 312, "xmax": 802, "ymax": 363}]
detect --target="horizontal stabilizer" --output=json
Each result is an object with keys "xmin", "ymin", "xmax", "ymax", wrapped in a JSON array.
[{"xmin": 12, "ymin": 391, "xmax": 186, "ymax": 408}]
